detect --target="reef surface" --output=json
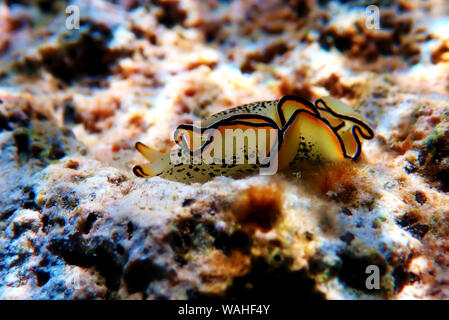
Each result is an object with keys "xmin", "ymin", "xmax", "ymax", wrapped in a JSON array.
[{"xmin": 1, "ymin": 0, "xmax": 449, "ymax": 299}]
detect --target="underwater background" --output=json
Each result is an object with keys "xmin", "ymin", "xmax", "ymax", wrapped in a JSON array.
[{"xmin": 1, "ymin": 0, "xmax": 449, "ymax": 299}]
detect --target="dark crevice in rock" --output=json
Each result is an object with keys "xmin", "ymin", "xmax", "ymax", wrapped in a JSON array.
[
  {"xmin": 436, "ymin": 170, "xmax": 449, "ymax": 192},
  {"xmin": 62, "ymin": 101, "xmax": 81, "ymax": 125},
  {"xmin": 35, "ymin": 269, "xmax": 50, "ymax": 287},
  {"xmin": 213, "ymin": 230, "xmax": 252, "ymax": 255},
  {"xmin": 12, "ymin": 220, "xmax": 33, "ymax": 239},
  {"xmin": 415, "ymin": 190, "xmax": 427, "ymax": 205},
  {"xmin": 48, "ymin": 234, "xmax": 125, "ymax": 291},
  {"xmin": 93, "ymin": 239, "xmax": 125, "ymax": 291},
  {"xmin": 223, "ymin": 257, "xmax": 324, "ymax": 300},
  {"xmin": 5, "ymin": 0, "xmax": 68, "ymax": 13},
  {"xmin": 48, "ymin": 234, "xmax": 97, "ymax": 268},
  {"xmin": 240, "ymin": 42, "xmax": 289, "ymax": 73},
  {"xmin": 154, "ymin": 1, "xmax": 187, "ymax": 28},
  {"xmin": 181, "ymin": 198, "xmax": 195, "ymax": 207},
  {"xmin": 116, "ymin": 244, "xmax": 125, "ymax": 256},
  {"xmin": 1, "ymin": 208, "xmax": 16, "ymax": 221},
  {"xmin": 167, "ymin": 216, "xmax": 251, "ymax": 265},
  {"xmin": 36, "ymin": 0, "xmax": 66, "ymax": 13},
  {"xmin": 80, "ymin": 212, "xmax": 99, "ymax": 234},
  {"xmin": 392, "ymin": 265, "xmax": 418, "ymax": 293},
  {"xmin": 341, "ymin": 207, "xmax": 353, "ymax": 216},
  {"xmin": 397, "ymin": 212, "xmax": 418, "ymax": 228},
  {"xmin": 123, "ymin": 259, "xmax": 166, "ymax": 294},
  {"xmin": 288, "ymin": 0, "xmax": 309, "ymax": 19},
  {"xmin": 340, "ymin": 232, "xmax": 355, "ymax": 245},
  {"xmin": 417, "ymin": 125, "xmax": 449, "ymax": 192},
  {"xmin": 404, "ymin": 223, "xmax": 430, "ymax": 240},
  {"xmin": 338, "ymin": 251, "xmax": 387, "ymax": 293},
  {"xmin": 187, "ymin": 257, "xmax": 324, "ymax": 300},
  {"xmin": 0, "ymin": 111, "xmax": 12, "ymax": 131},
  {"xmin": 21, "ymin": 185, "xmax": 41, "ymax": 211},
  {"xmin": 41, "ymin": 215, "xmax": 54, "ymax": 233},
  {"xmin": 166, "ymin": 218, "xmax": 207, "ymax": 266},
  {"xmin": 48, "ymin": 142, "xmax": 66, "ymax": 160},
  {"xmin": 397, "ymin": 212, "xmax": 430, "ymax": 240},
  {"xmin": 126, "ymin": 221, "xmax": 135, "ymax": 240},
  {"xmin": 13, "ymin": 130, "xmax": 30, "ymax": 159}
]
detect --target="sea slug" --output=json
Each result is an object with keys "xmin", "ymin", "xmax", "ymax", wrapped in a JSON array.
[{"xmin": 133, "ymin": 95, "xmax": 374, "ymax": 183}]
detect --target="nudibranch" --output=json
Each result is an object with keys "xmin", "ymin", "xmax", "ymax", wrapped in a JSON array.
[{"xmin": 133, "ymin": 95, "xmax": 374, "ymax": 183}]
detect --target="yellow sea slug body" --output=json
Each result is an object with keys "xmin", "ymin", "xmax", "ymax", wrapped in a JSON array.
[{"xmin": 133, "ymin": 95, "xmax": 374, "ymax": 183}]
